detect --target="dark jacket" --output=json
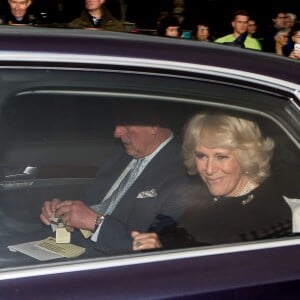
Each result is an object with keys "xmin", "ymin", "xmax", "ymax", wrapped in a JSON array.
[
  {"xmin": 69, "ymin": 6, "xmax": 123, "ymax": 32},
  {"xmin": 158, "ymin": 174, "xmax": 296, "ymax": 249},
  {"xmin": 80, "ymin": 137, "xmax": 190, "ymax": 254},
  {"xmin": 0, "ymin": 12, "xmax": 36, "ymax": 25}
]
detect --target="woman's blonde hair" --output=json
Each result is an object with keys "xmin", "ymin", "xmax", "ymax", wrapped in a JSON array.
[{"xmin": 182, "ymin": 112, "xmax": 275, "ymax": 183}]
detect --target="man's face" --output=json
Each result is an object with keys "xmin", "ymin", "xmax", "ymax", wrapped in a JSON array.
[
  {"xmin": 247, "ymin": 21, "xmax": 257, "ymax": 35},
  {"xmin": 114, "ymin": 125, "xmax": 157, "ymax": 158},
  {"xmin": 85, "ymin": 0, "xmax": 105, "ymax": 11},
  {"xmin": 232, "ymin": 15, "xmax": 249, "ymax": 35},
  {"xmin": 8, "ymin": 0, "xmax": 32, "ymax": 19},
  {"xmin": 273, "ymin": 13, "xmax": 286, "ymax": 29}
]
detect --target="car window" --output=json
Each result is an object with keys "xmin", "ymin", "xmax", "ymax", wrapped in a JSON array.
[{"xmin": 0, "ymin": 67, "xmax": 299, "ymax": 272}]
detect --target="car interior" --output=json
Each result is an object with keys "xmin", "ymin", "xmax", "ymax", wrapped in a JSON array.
[{"xmin": 0, "ymin": 67, "xmax": 299, "ymax": 269}]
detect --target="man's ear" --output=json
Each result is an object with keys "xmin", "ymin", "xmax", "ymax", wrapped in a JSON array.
[{"xmin": 27, "ymin": 0, "xmax": 33, "ymax": 7}]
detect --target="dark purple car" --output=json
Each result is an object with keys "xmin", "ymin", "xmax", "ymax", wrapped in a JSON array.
[{"xmin": 0, "ymin": 26, "xmax": 299, "ymax": 299}]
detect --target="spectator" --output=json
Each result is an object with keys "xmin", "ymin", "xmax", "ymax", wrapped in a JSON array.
[
  {"xmin": 0, "ymin": 0, "xmax": 36, "ymax": 25},
  {"xmin": 68, "ymin": 0, "xmax": 123, "ymax": 31},
  {"xmin": 194, "ymin": 21, "xmax": 214, "ymax": 42},
  {"xmin": 157, "ymin": 14, "xmax": 181, "ymax": 38},
  {"xmin": 285, "ymin": 12, "xmax": 297, "ymax": 32},
  {"xmin": 247, "ymin": 18, "xmax": 257, "ymax": 37},
  {"xmin": 265, "ymin": 28, "xmax": 290, "ymax": 56},
  {"xmin": 263, "ymin": 10, "xmax": 287, "ymax": 51},
  {"xmin": 272, "ymin": 10, "xmax": 287, "ymax": 29},
  {"xmin": 247, "ymin": 18, "xmax": 263, "ymax": 48},
  {"xmin": 289, "ymin": 25, "xmax": 300, "ymax": 60},
  {"xmin": 285, "ymin": 12, "xmax": 298, "ymax": 54},
  {"xmin": 214, "ymin": 9, "xmax": 261, "ymax": 50}
]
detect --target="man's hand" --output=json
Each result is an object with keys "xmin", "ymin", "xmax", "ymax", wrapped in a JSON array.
[
  {"xmin": 40, "ymin": 198, "xmax": 62, "ymax": 225},
  {"xmin": 54, "ymin": 200, "xmax": 98, "ymax": 231}
]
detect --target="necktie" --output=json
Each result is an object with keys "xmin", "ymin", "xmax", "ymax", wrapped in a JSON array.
[{"xmin": 94, "ymin": 158, "xmax": 144, "ymax": 215}]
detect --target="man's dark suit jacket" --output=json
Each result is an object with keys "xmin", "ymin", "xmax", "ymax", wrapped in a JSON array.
[{"xmin": 83, "ymin": 137, "xmax": 190, "ymax": 254}]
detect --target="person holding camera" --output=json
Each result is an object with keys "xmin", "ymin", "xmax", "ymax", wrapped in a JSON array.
[{"xmin": 289, "ymin": 26, "xmax": 300, "ymax": 60}]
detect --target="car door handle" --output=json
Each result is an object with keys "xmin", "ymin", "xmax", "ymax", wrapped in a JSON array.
[{"xmin": 5, "ymin": 166, "xmax": 39, "ymax": 180}]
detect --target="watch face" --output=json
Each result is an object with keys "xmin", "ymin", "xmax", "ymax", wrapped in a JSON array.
[{"xmin": 96, "ymin": 215, "xmax": 105, "ymax": 225}]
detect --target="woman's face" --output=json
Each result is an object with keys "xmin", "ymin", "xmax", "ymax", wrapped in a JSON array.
[
  {"xmin": 194, "ymin": 144, "xmax": 246, "ymax": 197},
  {"xmin": 196, "ymin": 25, "xmax": 209, "ymax": 41},
  {"xmin": 166, "ymin": 26, "xmax": 180, "ymax": 37}
]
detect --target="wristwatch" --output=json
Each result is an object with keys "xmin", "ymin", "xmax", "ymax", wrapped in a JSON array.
[{"xmin": 93, "ymin": 214, "xmax": 105, "ymax": 232}]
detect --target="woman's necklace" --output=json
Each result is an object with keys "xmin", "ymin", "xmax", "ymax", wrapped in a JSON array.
[
  {"xmin": 235, "ymin": 180, "xmax": 257, "ymax": 197},
  {"xmin": 212, "ymin": 179, "xmax": 258, "ymax": 202}
]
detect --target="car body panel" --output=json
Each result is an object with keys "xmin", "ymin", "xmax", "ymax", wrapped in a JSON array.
[
  {"xmin": 0, "ymin": 26, "xmax": 299, "ymax": 87},
  {"xmin": 1, "ymin": 240, "xmax": 300, "ymax": 299}
]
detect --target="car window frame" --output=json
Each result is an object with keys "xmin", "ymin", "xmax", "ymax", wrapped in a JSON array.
[{"xmin": 0, "ymin": 62, "xmax": 299, "ymax": 281}]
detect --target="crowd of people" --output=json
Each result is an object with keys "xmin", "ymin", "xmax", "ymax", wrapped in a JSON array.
[
  {"xmin": 0, "ymin": 0, "xmax": 299, "ymax": 60},
  {"xmin": 157, "ymin": 9, "xmax": 300, "ymax": 59}
]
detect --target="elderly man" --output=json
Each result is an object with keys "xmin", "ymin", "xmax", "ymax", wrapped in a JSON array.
[
  {"xmin": 69, "ymin": 0, "xmax": 123, "ymax": 31},
  {"xmin": 40, "ymin": 102, "xmax": 189, "ymax": 254},
  {"xmin": 0, "ymin": 0, "xmax": 35, "ymax": 25}
]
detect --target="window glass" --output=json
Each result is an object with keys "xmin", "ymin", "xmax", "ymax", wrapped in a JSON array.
[{"xmin": 0, "ymin": 74, "xmax": 299, "ymax": 271}]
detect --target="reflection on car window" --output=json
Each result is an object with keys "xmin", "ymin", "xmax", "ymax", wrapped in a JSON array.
[
  {"xmin": 0, "ymin": 87, "xmax": 299, "ymax": 270},
  {"xmin": 0, "ymin": 94, "xmax": 115, "ymax": 142}
]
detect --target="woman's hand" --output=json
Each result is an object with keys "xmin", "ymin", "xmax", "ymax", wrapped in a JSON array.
[{"xmin": 131, "ymin": 231, "xmax": 163, "ymax": 251}]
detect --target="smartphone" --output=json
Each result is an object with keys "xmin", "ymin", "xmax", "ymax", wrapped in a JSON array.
[{"xmin": 294, "ymin": 44, "xmax": 300, "ymax": 51}]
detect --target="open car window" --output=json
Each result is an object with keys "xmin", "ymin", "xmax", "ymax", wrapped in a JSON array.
[{"xmin": 0, "ymin": 67, "xmax": 299, "ymax": 273}]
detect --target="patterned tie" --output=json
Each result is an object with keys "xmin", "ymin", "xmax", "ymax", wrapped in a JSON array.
[{"xmin": 93, "ymin": 158, "xmax": 145, "ymax": 215}]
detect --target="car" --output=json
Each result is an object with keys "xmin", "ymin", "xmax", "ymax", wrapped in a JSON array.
[{"xmin": 0, "ymin": 25, "xmax": 299, "ymax": 299}]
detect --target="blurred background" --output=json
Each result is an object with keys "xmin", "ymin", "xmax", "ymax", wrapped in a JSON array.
[{"xmin": 0, "ymin": 0, "xmax": 299, "ymax": 36}]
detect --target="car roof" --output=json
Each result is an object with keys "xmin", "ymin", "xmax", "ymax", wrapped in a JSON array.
[{"xmin": 0, "ymin": 25, "xmax": 300, "ymax": 85}]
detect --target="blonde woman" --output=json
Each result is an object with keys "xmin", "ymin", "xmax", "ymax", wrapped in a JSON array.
[{"xmin": 132, "ymin": 112, "xmax": 295, "ymax": 250}]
